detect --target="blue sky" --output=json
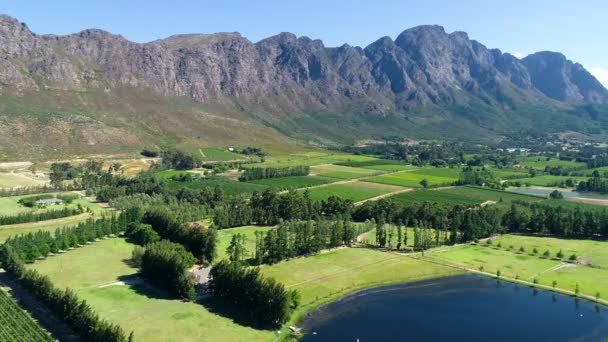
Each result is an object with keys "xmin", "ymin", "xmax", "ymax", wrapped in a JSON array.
[{"xmin": 2, "ymin": 0, "xmax": 607, "ymax": 86}]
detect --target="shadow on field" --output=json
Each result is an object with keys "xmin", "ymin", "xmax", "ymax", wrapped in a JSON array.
[
  {"xmin": 198, "ymin": 296, "xmax": 271, "ymax": 330},
  {"xmin": 116, "ymin": 274, "xmax": 174, "ymax": 300}
]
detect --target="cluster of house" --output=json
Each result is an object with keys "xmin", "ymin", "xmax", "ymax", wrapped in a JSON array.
[{"xmin": 36, "ymin": 198, "xmax": 64, "ymax": 207}]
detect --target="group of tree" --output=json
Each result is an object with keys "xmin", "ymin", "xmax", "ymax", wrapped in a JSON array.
[
  {"xmin": 0, "ymin": 221, "xmax": 130, "ymax": 341},
  {"xmin": 239, "ymin": 165, "xmax": 309, "ymax": 181},
  {"xmin": 139, "ymin": 207, "xmax": 217, "ymax": 263},
  {"xmin": 576, "ymin": 174, "xmax": 608, "ymax": 193},
  {"xmin": 239, "ymin": 146, "xmax": 267, "ymax": 157},
  {"xmin": 372, "ymin": 221, "xmax": 440, "ymax": 252},
  {"xmin": 86, "ymin": 173, "xmax": 166, "ymax": 202},
  {"xmin": 252, "ymin": 219, "xmax": 362, "ymax": 265},
  {"xmin": 137, "ymin": 240, "xmax": 197, "ymax": 299},
  {"xmin": 457, "ymin": 167, "xmax": 502, "ymax": 189},
  {"xmin": 160, "ymin": 149, "xmax": 199, "ymax": 170},
  {"xmin": 213, "ymin": 190, "xmax": 354, "ymax": 228},
  {"xmin": 0, "ymin": 205, "xmax": 85, "ymax": 226},
  {"xmin": 209, "ymin": 260, "xmax": 299, "ymax": 328},
  {"xmin": 0, "ymin": 184, "xmax": 74, "ymax": 197},
  {"xmin": 17, "ymin": 193, "xmax": 78, "ymax": 207}
]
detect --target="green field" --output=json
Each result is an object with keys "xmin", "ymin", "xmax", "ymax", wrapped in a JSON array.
[
  {"xmin": 489, "ymin": 168, "xmax": 530, "ymax": 179},
  {"xmin": 247, "ymin": 176, "xmax": 335, "ymax": 190},
  {"xmin": 196, "ymin": 148, "xmax": 246, "ymax": 161},
  {"xmin": 519, "ymin": 156, "xmax": 586, "ymax": 170},
  {"xmin": 310, "ymin": 164, "xmax": 382, "ymax": 180},
  {"xmin": 513, "ymin": 175, "xmax": 589, "ymax": 187},
  {"xmin": 357, "ymin": 226, "xmax": 449, "ymax": 248},
  {"xmin": 427, "ymin": 234, "xmax": 608, "ymax": 301},
  {"xmin": 261, "ymin": 248, "xmax": 460, "ymax": 322},
  {"xmin": 0, "ymin": 213, "xmax": 96, "ymax": 242},
  {"xmin": 335, "ymin": 160, "xmax": 418, "ymax": 172},
  {"xmin": 388, "ymin": 189, "xmax": 482, "ymax": 206},
  {"xmin": 364, "ymin": 168, "xmax": 459, "ymax": 188},
  {"xmin": 166, "ymin": 176, "xmax": 269, "ymax": 195},
  {"xmin": 247, "ymin": 152, "xmax": 377, "ymax": 168},
  {"xmin": 0, "ymin": 193, "xmax": 100, "ymax": 216},
  {"xmin": 438, "ymin": 186, "xmax": 544, "ymax": 204},
  {"xmin": 216, "ymin": 226, "xmax": 274, "ymax": 261},
  {"xmin": 32, "ymin": 238, "xmax": 274, "ymax": 342},
  {"xmin": 0, "ymin": 289, "xmax": 54, "ymax": 342},
  {"xmin": 153, "ymin": 169, "xmax": 198, "ymax": 180},
  {"xmin": 303, "ymin": 181, "xmax": 405, "ymax": 202}
]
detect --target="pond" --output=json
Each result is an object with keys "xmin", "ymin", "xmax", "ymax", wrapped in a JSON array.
[{"xmin": 299, "ymin": 275, "xmax": 608, "ymax": 341}]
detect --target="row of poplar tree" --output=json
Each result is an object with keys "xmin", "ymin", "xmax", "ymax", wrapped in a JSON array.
[
  {"xmin": 239, "ymin": 165, "xmax": 310, "ymax": 181},
  {"xmin": 0, "ymin": 205, "xmax": 85, "ymax": 226}
]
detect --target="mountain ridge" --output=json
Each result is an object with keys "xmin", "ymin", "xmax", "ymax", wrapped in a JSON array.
[{"xmin": 0, "ymin": 14, "xmax": 607, "ymax": 160}]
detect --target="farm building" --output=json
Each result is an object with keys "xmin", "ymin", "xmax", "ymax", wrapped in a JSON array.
[{"xmin": 36, "ymin": 198, "xmax": 64, "ymax": 207}]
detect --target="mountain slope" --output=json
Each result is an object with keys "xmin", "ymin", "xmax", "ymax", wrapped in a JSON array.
[{"xmin": 0, "ymin": 15, "xmax": 607, "ymax": 160}]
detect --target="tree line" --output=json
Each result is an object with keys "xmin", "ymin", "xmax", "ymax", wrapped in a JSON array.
[
  {"xmin": 239, "ymin": 165, "xmax": 310, "ymax": 181},
  {"xmin": 0, "ymin": 205, "xmax": 85, "ymax": 226},
  {"xmin": 0, "ymin": 217, "xmax": 130, "ymax": 341},
  {"xmin": 251, "ymin": 219, "xmax": 364, "ymax": 265},
  {"xmin": 576, "ymin": 175, "xmax": 608, "ymax": 193},
  {"xmin": 209, "ymin": 260, "xmax": 299, "ymax": 328}
]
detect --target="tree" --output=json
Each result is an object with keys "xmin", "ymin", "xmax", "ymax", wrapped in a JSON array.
[
  {"xmin": 226, "ymin": 233, "xmax": 247, "ymax": 265},
  {"xmin": 549, "ymin": 190, "xmax": 564, "ymax": 199},
  {"xmin": 419, "ymin": 178, "xmax": 430, "ymax": 188},
  {"xmin": 552, "ymin": 280, "xmax": 557, "ymax": 289}
]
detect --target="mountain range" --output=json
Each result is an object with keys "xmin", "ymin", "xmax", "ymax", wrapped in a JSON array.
[{"xmin": 0, "ymin": 14, "xmax": 607, "ymax": 160}]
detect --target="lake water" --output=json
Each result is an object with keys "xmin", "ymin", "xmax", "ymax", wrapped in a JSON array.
[
  {"xmin": 299, "ymin": 275, "xmax": 608, "ymax": 341},
  {"xmin": 511, "ymin": 187, "xmax": 608, "ymax": 201}
]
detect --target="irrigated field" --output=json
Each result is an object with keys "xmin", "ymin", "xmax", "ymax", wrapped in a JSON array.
[
  {"xmin": 513, "ymin": 175, "xmax": 589, "ymax": 187},
  {"xmin": 31, "ymin": 238, "xmax": 275, "ymax": 342},
  {"xmin": 335, "ymin": 160, "xmax": 418, "ymax": 171},
  {"xmin": 303, "ymin": 181, "xmax": 406, "ymax": 202},
  {"xmin": 0, "ymin": 289, "xmax": 54, "ymax": 342},
  {"xmin": 388, "ymin": 189, "xmax": 482, "ymax": 206},
  {"xmin": 247, "ymin": 176, "xmax": 335, "ymax": 190},
  {"xmin": 0, "ymin": 172, "xmax": 46, "ymax": 188},
  {"xmin": 196, "ymin": 148, "xmax": 246, "ymax": 161},
  {"xmin": 519, "ymin": 156, "xmax": 586, "ymax": 170},
  {"xmin": 247, "ymin": 152, "xmax": 377, "ymax": 168},
  {"xmin": 364, "ymin": 168, "xmax": 459, "ymax": 188},
  {"xmin": 438, "ymin": 186, "xmax": 544, "ymax": 204},
  {"xmin": 310, "ymin": 164, "xmax": 382, "ymax": 180},
  {"xmin": 166, "ymin": 176, "xmax": 269, "ymax": 195}
]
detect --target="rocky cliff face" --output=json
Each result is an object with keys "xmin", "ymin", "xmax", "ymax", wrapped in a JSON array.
[{"xmin": 0, "ymin": 14, "xmax": 606, "ymax": 112}]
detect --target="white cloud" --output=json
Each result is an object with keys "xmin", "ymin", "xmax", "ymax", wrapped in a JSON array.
[
  {"xmin": 511, "ymin": 51, "xmax": 526, "ymax": 59},
  {"xmin": 589, "ymin": 67, "xmax": 608, "ymax": 88}
]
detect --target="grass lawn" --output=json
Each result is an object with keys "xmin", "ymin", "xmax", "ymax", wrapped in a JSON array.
[
  {"xmin": 32, "ymin": 238, "xmax": 274, "ymax": 342},
  {"xmin": 216, "ymin": 226, "xmax": 274, "ymax": 261},
  {"xmin": 519, "ymin": 156, "xmax": 586, "ymax": 170},
  {"xmin": 310, "ymin": 164, "xmax": 382, "ymax": 180},
  {"xmin": 364, "ymin": 169, "xmax": 458, "ymax": 188},
  {"xmin": 302, "ymin": 181, "xmax": 405, "ymax": 202},
  {"xmin": 261, "ymin": 247, "xmax": 460, "ymax": 312},
  {"xmin": 0, "ymin": 172, "xmax": 45, "ymax": 188},
  {"xmin": 428, "ymin": 244, "xmax": 560, "ymax": 280},
  {"xmin": 538, "ymin": 265, "xmax": 608, "ymax": 299},
  {"xmin": 0, "ymin": 193, "xmax": 103, "ymax": 216},
  {"xmin": 513, "ymin": 175, "xmax": 589, "ymax": 187},
  {"xmin": 247, "ymin": 176, "xmax": 335, "ymax": 190},
  {"xmin": 388, "ymin": 189, "xmax": 482, "ymax": 206}
]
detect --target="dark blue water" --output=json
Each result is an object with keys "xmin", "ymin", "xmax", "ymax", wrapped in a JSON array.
[{"xmin": 300, "ymin": 275, "xmax": 608, "ymax": 342}]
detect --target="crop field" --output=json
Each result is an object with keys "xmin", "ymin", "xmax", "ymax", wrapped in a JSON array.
[
  {"xmin": 335, "ymin": 159, "xmax": 419, "ymax": 171},
  {"xmin": 247, "ymin": 152, "xmax": 377, "ymax": 168},
  {"xmin": 247, "ymin": 176, "xmax": 335, "ymax": 190},
  {"xmin": 32, "ymin": 238, "xmax": 275, "ymax": 342},
  {"xmin": 216, "ymin": 226, "xmax": 274, "ymax": 261},
  {"xmin": 196, "ymin": 148, "xmax": 246, "ymax": 161},
  {"xmin": 0, "ymin": 290, "xmax": 54, "ymax": 342},
  {"xmin": 388, "ymin": 189, "xmax": 482, "ymax": 206},
  {"xmin": 261, "ymin": 248, "xmax": 460, "ymax": 318},
  {"xmin": 364, "ymin": 168, "xmax": 458, "ymax": 188},
  {"xmin": 303, "ymin": 181, "xmax": 405, "ymax": 202},
  {"xmin": 438, "ymin": 186, "xmax": 544, "ymax": 204},
  {"xmin": 518, "ymin": 156, "xmax": 586, "ymax": 170},
  {"xmin": 153, "ymin": 169, "xmax": 198, "ymax": 180},
  {"xmin": 310, "ymin": 164, "xmax": 382, "ymax": 180},
  {"xmin": 166, "ymin": 176, "xmax": 269, "ymax": 195},
  {"xmin": 513, "ymin": 175, "xmax": 589, "ymax": 187},
  {"xmin": 489, "ymin": 168, "xmax": 530, "ymax": 179}
]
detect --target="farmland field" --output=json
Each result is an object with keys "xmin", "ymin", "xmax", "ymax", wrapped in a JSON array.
[
  {"xmin": 513, "ymin": 175, "xmax": 589, "ymax": 187},
  {"xmin": 364, "ymin": 168, "xmax": 458, "ymax": 188},
  {"xmin": 388, "ymin": 189, "xmax": 482, "ymax": 206},
  {"xmin": 438, "ymin": 186, "xmax": 544, "ymax": 204},
  {"xmin": 216, "ymin": 226, "xmax": 274, "ymax": 261},
  {"xmin": 335, "ymin": 159, "xmax": 419, "ymax": 171},
  {"xmin": 0, "ymin": 289, "xmax": 54, "ymax": 342},
  {"xmin": 247, "ymin": 176, "xmax": 335, "ymax": 190},
  {"xmin": 0, "ymin": 172, "xmax": 45, "ymax": 188},
  {"xmin": 196, "ymin": 148, "xmax": 246, "ymax": 161},
  {"xmin": 31, "ymin": 238, "xmax": 275, "ymax": 342},
  {"xmin": 247, "ymin": 152, "xmax": 377, "ymax": 168},
  {"xmin": 489, "ymin": 168, "xmax": 530, "ymax": 179},
  {"xmin": 302, "ymin": 181, "xmax": 406, "ymax": 202},
  {"xmin": 166, "ymin": 176, "xmax": 269, "ymax": 195},
  {"xmin": 310, "ymin": 164, "xmax": 382, "ymax": 180},
  {"xmin": 519, "ymin": 156, "xmax": 586, "ymax": 170}
]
